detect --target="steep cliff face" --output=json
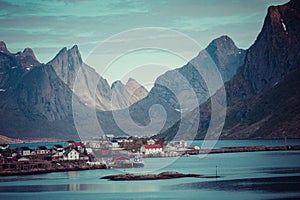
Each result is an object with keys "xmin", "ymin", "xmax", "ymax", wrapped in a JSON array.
[
  {"xmin": 48, "ymin": 46, "xmax": 113, "ymax": 111},
  {"xmin": 48, "ymin": 47, "xmax": 148, "ymax": 111},
  {"xmin": 0, "ymin": 42, "xmax": 79, "ymax": 139},
  {"xmin": 221, "ymin": 0, "xmax": 300, "ymax": 138},
  {"xmin": 206, "ymin": 35, "xmax": 246, "ymax": 82},
  {"xmin": 16, "ymin": 66, "xmax": 74, "ymax": 122},
  {"xmin": 160, "ymin": 0, "xmax": 300, "ymax": 140},
  {"xmin": 0, "ymin": 42, "xmax": 40, "ymax": 92},
  {"xmin": 0, "ymin": 42, "xmax": 151, "ymax": 139},
  {"xmin": 118, "ymin": 35, "xmax": 245, "ymax": 137},
  {"xmin": 147, "ymin": 35, "xmax": 245, "ymax": 111},
  {"xmin": 243, "ymin": 1, "xmax": 300, "ymax": 95}
]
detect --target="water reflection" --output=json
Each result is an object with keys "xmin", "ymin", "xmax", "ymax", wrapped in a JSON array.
[
  {"xmin": 254, "ymin": 167, "xmax": 300, "ymax": 175},
  {"xmin": 0, "ymin": 183, "xmax": 161, "ymax": 193},
  {"xmin": 169, "ymin": 176, "xmax": 300, "ymax": 193},
  {"xmin": 0, "ymin": 177, "xmax": 68, "ymax": 183},
  {"xmin": 66, "ymin": 171, "xmax": 80, "ymax": 177}
]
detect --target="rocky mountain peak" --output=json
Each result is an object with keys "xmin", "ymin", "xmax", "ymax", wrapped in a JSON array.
[
  {"xmin": 47, "ymin": 45, "xmax": 84, "ymax": 86},
  {"xmin": 70, "ymin": 44, "xmax": 79, "ymax": 52},
  {"xmin": 202, "ymin": 35, "xmax": 246, "ymax": 82},
  {"xmin": 125, "ymin": 78, "xmax": 139, "ymax": 88},
  {"xmin": 0, "ymin": 41, "xmax": 8, "ymax": 53},
  {"xmin": 110, "ymin": 78, "xmax": 148, "ymax": 109},
  {"xmin": 111, "ymin": 80, "xmax": 124, "ymax": 89},
  {"xmin": 69, "ymin": 45, "xmax": 82, "ymax": 61},
  {"xmin": 126, "ymin": 78, "xmax": 148, "ymax": 92},
  {"xmin": 242, "ymin": 0, "xmax": 300, "ymax": 94},
  {"xmin": 22, "ymin": 48, "xmax": 38, "ymax": 60},
  {"xmin": 8, "ymin": 46, "xmax": 41, "ymax": 69},
  {"xmin": 58, "ymin": 47, "xmax": 68, "ymax": 54},
  {"xmin": 52, "ymin": 45, "xmax": 82, "ymax": 64},
  {"xmin": 126, "ymin": 77, "xmax": 137, "ymax": 84},
  {"xmin": 206, "ymin": 35, "xmax": 240, "ymax": 55}
]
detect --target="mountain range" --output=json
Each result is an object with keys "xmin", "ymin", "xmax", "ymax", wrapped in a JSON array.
[
  {"xmin": 48, "ymin": 46, "xmax": 148, "ymax": 111},
  {"xmin": 158, "ymin": 0, "xmax": 300, "ymax": 140},
  {"xmin": 0, "ymin": 42, "xmax": 148, "ymax": 139},
  {"xmin": 0, "ymin": 0, "xmax": 299, "ymax": 140}
]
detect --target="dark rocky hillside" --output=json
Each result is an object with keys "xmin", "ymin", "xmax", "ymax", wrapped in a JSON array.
[
  {"xmin": 159, "ymin": 0, "xmax": 300, "ymax": 140},
  {"xmin": 0, "ymin": 42, "xmax": 80, "ymax": 139}
]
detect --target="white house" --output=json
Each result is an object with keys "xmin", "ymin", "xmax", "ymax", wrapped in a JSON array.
[
  {"xmin": 110, "ymin": 142, "xmax": 120, "ymax": 151},
  {"xmin": 147, "ymin": 139, "xmax": 156, "ymax": 145},
  {"xmin": 52, "ymin": 145, "xmax": 65, "ymax": 156},
  {"xmin": 19, "ymin": 147, "xmax": 31, "ymax": 156},
  {"xmin": 36, "ymin": 146, "xmax": 50, "ymax": 155},
  {"xmin": 63, "ymin": 149, "xmax": 80, "ymax": 161},
  {"xmin": 140, "ymin": 144, "xmax": 163, "ymax": 155},
  {"xmin": 86, "ymin": 147, "xmax": 93, "ymax": 154},
  {"xmin": 0, "ymin": 144, "xmax": 9, "ymax": 150},
  {"xmin": 179, "ymin": 140, "xmax": 188, "ymax": 148}
]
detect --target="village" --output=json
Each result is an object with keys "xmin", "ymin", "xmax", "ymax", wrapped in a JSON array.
[
  {"xmin": 0, "ymin": 136, "xmax": 200, "ymax": 176},
  {"xmin": 85, "ymin": 135, "xmax": 200, "ymax": 158},
  {"xmin": 1, "ymin": 135, "xmax": 299, "ymax": 176}
]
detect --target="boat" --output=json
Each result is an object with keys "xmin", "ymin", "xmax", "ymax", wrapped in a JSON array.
[
  {"xmin": 109, "ymin": 156, "xmax": 133, "ymax": 168},
  {"xmin": 108, "ymin": 156, "xmax": 144, "ymax": 168},
  {"xmin": 132, "ymin": 155, "xmax": 144, "ymax": 168}
]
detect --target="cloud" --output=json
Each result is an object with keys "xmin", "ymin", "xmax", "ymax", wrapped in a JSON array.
[
  {"xmin": 0, "ymin": 0, "xmax": 289, "ymax": 64},
  {"xmin": 171, "ymin": 13, "xmax": 262, "ymax": 32}
]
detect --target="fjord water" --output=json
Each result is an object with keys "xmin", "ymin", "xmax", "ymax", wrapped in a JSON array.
[{"xmin": 1, "ymin": 140, "xmax": 300, "ymax": 200}]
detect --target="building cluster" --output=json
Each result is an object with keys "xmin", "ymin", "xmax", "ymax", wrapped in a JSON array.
[
  {"xmin": 85, "ymin": 135, "xmax": 199, "ymax": 157},
  {"xmin": 0, "ymin": 141, "xmax": 93, "ymax": 163},
  {"xmin": 0, "ymin": 136, "xmax": 200, "ymax": 165}
]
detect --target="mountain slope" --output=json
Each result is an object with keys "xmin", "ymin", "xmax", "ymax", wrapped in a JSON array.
[
  {"xmin": 221, "ymin": 0, "xmax": 300, "ymax": 139},
  {"xmin": 0, "ymin": 42, "xmax": 80, "ymax": 139},
  {"xmin": 159, "ymin": 0, "xmax": 300, "ymax": 140},
  {"xmin": 149, "ymin": 35, "xmax": 245, "ymax": 111},
  {"xmin": 121, "ymin": 35, "xmax": 245, "ymax": 137},
  {"xmin": 111, "ymin": 78, "xmax": 148, "ymax": 110},
  {"xmin": 48, "ymin": 47, "xmax": 148, "ymax": 111}
]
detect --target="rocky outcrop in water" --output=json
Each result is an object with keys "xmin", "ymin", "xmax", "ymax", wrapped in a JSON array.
[{"xmin": 101, "ymin": 171, "xmax": 219, "ymax": 181}]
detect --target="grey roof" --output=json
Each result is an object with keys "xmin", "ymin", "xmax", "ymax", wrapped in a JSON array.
[
  {"xmin": 64, "ymin": 149, "xmax": 79, "ymax": 156},
  {"xmin": 53, "ymin": 145, "xmax": 64, "ymax": 148},
  {"xmin": 37, "ymin": 146, "xmax": 48, "ymax": 150},
  {"xmin": 20, "ymin": 146, "xmax": 31, "ymax": 151}
]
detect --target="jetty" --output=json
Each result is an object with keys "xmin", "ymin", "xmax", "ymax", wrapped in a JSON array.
[
  {"xmin": 197, "ymin": 145, "xmax": 300, "ymax": 155},
  {"xmin": 0, "ymin": 161, "xmax": 107, "ymax": 176}
]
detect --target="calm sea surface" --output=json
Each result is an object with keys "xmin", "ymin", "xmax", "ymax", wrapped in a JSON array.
[{"xmin": 1, "ymin": 140, "xmax": 300, "ymax": 200}]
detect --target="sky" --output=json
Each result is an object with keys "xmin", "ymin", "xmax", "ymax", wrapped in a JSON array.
[{"xmin": 0, "ymin": 0, "xmax": 289, "ymax": 88}]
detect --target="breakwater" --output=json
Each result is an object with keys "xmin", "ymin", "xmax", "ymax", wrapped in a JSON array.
[
  {"xmin": 0, "ymin": 161, "xmax": 107, "ymax": 176},
  {"xmin": 198, "ymin": 145, "xmax": 300, "ymax": 154}
]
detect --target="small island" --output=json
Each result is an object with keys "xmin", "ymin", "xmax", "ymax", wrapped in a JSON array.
[{"xmin": 101, "ymin": 171, "xmax": 220, "ymax": 181}]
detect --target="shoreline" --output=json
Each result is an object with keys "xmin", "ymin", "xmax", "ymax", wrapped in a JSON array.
[
  {"xmin": 0, "ymin": 145, "xmax": 299, "ymax": 177},
  {"xmin": 140, "ymin": 145, "xmax": 300, "ymax": 158},
  {"xmin": 0, "ymin": 166, "xmax": 107, "ymax": 177}
]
